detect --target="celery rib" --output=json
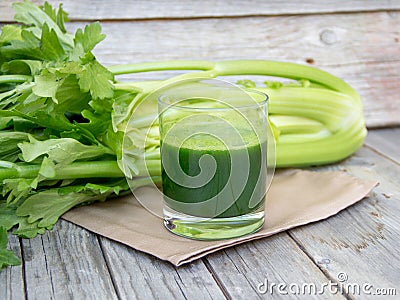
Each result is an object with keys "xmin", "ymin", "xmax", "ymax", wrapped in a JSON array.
[
  {"xmin": 107, "ymin": 59, "xmax": 366, "ymax": 168},
  {"xmin": 0, "ymin": 75, "xmax": 32, "ymax": 84}
]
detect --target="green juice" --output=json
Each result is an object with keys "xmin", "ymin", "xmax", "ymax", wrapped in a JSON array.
[{"xmin": 161, "ymin": 129, "xmax": 267, "ymax": 218}]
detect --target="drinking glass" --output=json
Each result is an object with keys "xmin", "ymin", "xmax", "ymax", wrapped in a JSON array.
[{"xmin": 158, "ymin": 80, "xmax": 272, "ymax": 240}]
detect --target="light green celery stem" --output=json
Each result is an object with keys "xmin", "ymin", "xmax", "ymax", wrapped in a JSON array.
[
  {"xmin": 113, "ymin": 81, "xmax": 165, "ymax": 95},
  {"xmin": 108, "ymin": 59, "xmax": 359, "ymax": 100},
  {"xmin": 0, "ymin": 160, "xmax": 161, "ymax": 181},
  {"xmin": 276, "ymin": 114, "xmax": 366, "ymax": 166},
  {"xmin": 128, "ymin": 87, "xmax": 353, "ymax": 130},
  {"xmin": 144, "ymin": 149, "xmax": 161, "ymax": 160},
  {"xmin": 108, "ymin": 60, "xmax": 215, "ymax": 75},
  {"xmin": 260, "ymin": 79, "xmax": 365, "ymax": 164},
  {"xmin": 271, "ymin": 115, "xmax": 332, "ymax": 143},
  {"xmin": 269, "ymin": 116, "xmax": 326, "ymax": 134},
  {"xmin": 128, "ymin": 113, "xmax": 159, "ymax": 128},
  {"xmin": 112, "ymin": 83, "xmax": 142, "ymax": 92},
  {"xmin": 261, "ymin": 88, "xmax": 356, "ymax": 131},
  {"xmin": 269, "ymin": 116, "xmax": 330, "ymax": 143},
  {"xmin": 110, "ymin": 60, "xmax": 362, "ymax": 132},
  {"xmin": 129, "ymin": 88, "xmax": 354, "ymax": 136},
  {"xmin": 213, "ymin": 60, "xmax": 359, "ymax": 100},
  {"xmin": 129, "ymin": 175, "xmax": 162, "ymax": 190},
  {"xmin": 0, "ymin": 75, "xmax": 32, "ymax": 84},
  {"xmin": 130, "ymin": 85, "xmax": 362, "ymax": 164},
  {"xmin": 109, "ymin": 59, "xmax": 366, "ymax": 166},
  {"xmin": 277, "ymin": 131, "xmax": 332, "ymax": 144},
  {"xmin": 0, "ymin": 164, "xmax": 39, "ymax": 179}
]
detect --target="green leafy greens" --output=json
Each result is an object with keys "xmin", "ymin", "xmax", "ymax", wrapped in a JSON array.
[
  {"xmin": 0, "ymin": 226, "xmax": 21, "ymax": 269},
  {"xmin": 0, "ymin": 1, "xmax": 150, "ymax": 269}
]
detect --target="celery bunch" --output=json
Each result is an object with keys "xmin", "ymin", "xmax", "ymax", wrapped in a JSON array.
[
  {"xmin": 0, "ymin": 1, "xmax": 366, "ymax": 269},
  {"xmin": 109, "ymin": 60, "xmax": 366, "ymax": 169}
]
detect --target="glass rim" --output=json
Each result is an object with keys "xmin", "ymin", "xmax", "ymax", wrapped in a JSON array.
[{"xmin": 158, "ymin": 88, "xmax": 268, "ymax": 111}]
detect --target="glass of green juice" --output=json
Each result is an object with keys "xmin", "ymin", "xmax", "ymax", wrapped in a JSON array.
[{"xmin": 158, "ymin": 80, "xmax": 271, "ymax": 240}]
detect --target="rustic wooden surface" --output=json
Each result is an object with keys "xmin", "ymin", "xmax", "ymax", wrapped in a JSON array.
[
  {"xmin": 1, "ymin": 0, "xmax": 400, "ymax": 127},
  {"xmin": 2, "ymin": 0, "xmax": 400, "ymax": 20},
  {"xmin": 1, "ymin": 128, "xmax": 399, "ymax": 299},
  {"xmin": 1, "ymin": 1, "xmax": 400, "ymax": 299}
]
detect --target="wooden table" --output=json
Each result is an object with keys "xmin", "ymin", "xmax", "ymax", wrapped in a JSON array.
[{"xmin": 1, "ymin": 1, "xmax": 399, "ymax": 299}]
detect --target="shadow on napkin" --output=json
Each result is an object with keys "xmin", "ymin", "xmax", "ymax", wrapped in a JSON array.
[{"xmin": 62, "ymin": 169, "xmax": 377, "ymax": 266}]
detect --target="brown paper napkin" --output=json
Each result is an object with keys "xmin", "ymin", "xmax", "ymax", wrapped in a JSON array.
[{"xmin": 62, "ymin": 169, "xmax": 377, "ymax": 266}]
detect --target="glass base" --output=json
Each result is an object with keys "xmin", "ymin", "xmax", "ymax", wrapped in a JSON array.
[{"xmin": 163, "ymin": 207, "xmax": 264, "ymax": 240}]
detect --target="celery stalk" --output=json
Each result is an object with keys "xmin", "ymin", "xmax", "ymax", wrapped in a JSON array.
[{"xmin": 109, "ymin": 60, "xmax": 366, "ymax": 168}]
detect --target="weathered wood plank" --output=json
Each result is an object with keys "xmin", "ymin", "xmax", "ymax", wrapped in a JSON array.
[
  {"xmin": 21, "ymin": 220, "xmax": 118, "ymax": 299},
  {"xmin": 77, "ymin": 12, "xmax": 400, "ymax": 66},
  {"xmin": 0, "ymin": 233, "xmax": 25, "ymax": 300},
  {"xmin": 64, "ymin": 11, "xmax": 399, "ymax": 128},
  {"xmin": 364, "ymin": 128, "xmax": 400, "ymax": 163},
  {"xmin": 98, "ymin": 236, "xmax": 225, "ymax": 300},
  {"xmin": 205, "ymin": 233, "xmax": 346, "ymax": 299},
  {"xmin": 287, "ymin": 146, "xmax": 400, "ymax": 298},
  {"xmin": 1, "ymin": 0, "xmax": 400, "ymax": 21}
]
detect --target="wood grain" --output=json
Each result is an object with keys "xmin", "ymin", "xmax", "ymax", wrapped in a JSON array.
[
  {"xmin": 98, "ymin": 236, "xmax": 225, "ymax": 300},
  {"xmin": 287, "ymin": 145, "xmax": 400, "ymax": 298},
  {"xmin": 20, "ymin": 220, "xmax": 118, "ymax": 299},
  {"xmin": 365, "ymin": 128, "xmax": 400, "ymax": 163},
  {"xmin": 72, "ymin": 12, "xmax": 400, "ymax": 66},
  {"xmin": 1, "ymin": 0, "xmax": 400, "ymax": 21},
  {"xmin": 205, "ymin": 233, "xmax": 346, "ymax": 299},
  {"xmin": 0, "ymin": 233, "xmax": 25, "ymax": 300},
  {"xmin": 66, "ymin": 11, "xmax": 398, "ymax": 128}
]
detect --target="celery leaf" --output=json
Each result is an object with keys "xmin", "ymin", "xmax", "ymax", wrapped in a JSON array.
[
  {"xmin": 0, "ymin": 226, "xmax": 21, "ymax": 269},
  {"xmin": 18, "ymin": 135, "xmax": 114, "ymax": 164},
  {"xmin": 74, "ymin": 22, "xmax": 106, "ymax": 54},
  {"xmin": 77, "ymin": 60, "xmax": 114, "ymax": 99},
  {"xmin": 0, "ymin": 203, "xmax": 20, "ymax": 230},
  {"xmin": 0, "ymin": 25, "xmax": 22, "ymax": 44}
]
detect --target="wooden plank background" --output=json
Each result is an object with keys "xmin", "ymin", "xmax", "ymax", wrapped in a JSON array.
[
  {"xmin": 1, "ymin": 0, "xmax": 399, "ymax": 127},
  {"xmin": 2, "ymin": 0, "xmax": 400, "ymax": 20}
]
